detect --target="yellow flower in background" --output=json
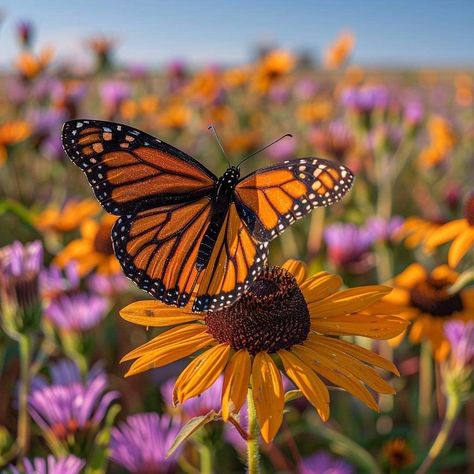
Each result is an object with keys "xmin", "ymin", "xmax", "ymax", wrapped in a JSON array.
[
  {"xmin": 0, "ymin": 121, "xmax": 31, "ymax": 165},
  {"xmin": 223, "ymin": 66, "xmax": 250, "ymax": 89},
  {"xmin": 324, "ymin": 31, "xmax": 355, "ymax": 70},
  {"xmin": 252, "ymin": 49, "xmax": 295, "ymax": 93},
  {"xmin": 185, "ymin": 68, "xmax": 221, "ymax": 104},
  {"xmin": 384, "ymin": 263, "xmax": 474, "ymax": 360},
  {"xmin": 297, "ymin": 99, "xmax": 333, "ymax": 124},
  {"xmin": 383, "ymin": 438, "xmax": 415, "ymax": 470},
  {"xmin": 396, "ymin": 216, "xmax": 444, "ymax": 251},
  {"xmin": 15, "ymin": 47, "xmax": 53, "ymax": 80},
  {"xmin": 35, "ymin": 199, "xmax": 100, "ymax": 233},
  {"xmin": 158, "ymin": 102, "xmax": 192, "ymax": 130},
  {"xmin": 454, "ymin": 73, "xmax": 473, "ymax": 107},
  {"xmin": 120, "ymin": 260, "xmax": 407, "ymax": 443},
  {"xmin": 54, "ymin": 214, "xmax": 120, "ymax": 276},
  {"xmin": 419, "ymin": 115, "xmax": 456, "ymax": 168},
  {"xmin": 424, "ymin": 194, "xmax": 474, "ymax": 268}
]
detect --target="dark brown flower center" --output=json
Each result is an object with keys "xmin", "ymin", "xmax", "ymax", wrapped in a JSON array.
[
  {"xmin": 205, "ymin": 267, "xmax": 310, "ymax": 355},
  {"xmin": 409, "ymin": 277, "xmax": 463, "ymax": 317},
  {"xmin": 93, "ymin": 222, "xmax": 114, "ymax": 255},
  {"xmin": 464, "ymin": 194, "xmax": 474, "ymax": 226}
]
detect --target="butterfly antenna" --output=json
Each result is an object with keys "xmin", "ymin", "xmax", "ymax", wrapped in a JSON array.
[
  {"xmin": 208, "ymin": 124, "xmax": 231, "ymax": 168},
  {"xmin": 237, "ymin": 133, "xmax": 293, "ymax": 167}
]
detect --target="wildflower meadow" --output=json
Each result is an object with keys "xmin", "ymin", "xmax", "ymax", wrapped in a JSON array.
[{"xmin": 1, "ymin": 4, "xmax": 474, "ymax": 473}]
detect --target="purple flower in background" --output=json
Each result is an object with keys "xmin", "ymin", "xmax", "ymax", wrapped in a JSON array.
[
  {"xmin": 445, "ymin": 321, "xmax": 474, "ymax": 368},
  {"xmin": 28, "ymin": 360, "xmax": 119, "ymax": 445},
  {"xmin": 40, "ymin": 263, "xmax": 80, "ymax": 300},
  {"xmin": 162, "ymin": 376, "xmax": 222, "ymax": 419},
  {"xmin": 404, "ymin": 100, "xmax": 423, "ymax": 127},
  {"xmin": 110, "ymin": 413, "xmax": 182, "ymax": 473},
  {"xmin": 45, "ymin": 292, "xmax": 108, "ymax": 331},
  {"xmin": 87, "ymin": 271, "xmax": 130, "ymax": 297},
  {"xmin": 295, "ymin": 77, "xmax": 318, "ymax": 100},
  {"xmin": 341, "ymin": 85, "xmax": 390, "ymax": 114},
  {"xmin": 100, "ymin": 80, "xmax": 130, "ymax": 118},
  {"xmin": 224, "ymin": 405, "xmax": 248, "ymax": 452},
  {"xmin": 267, "ymin": 136, "xmax": 296, "ymax": 161},
  {"xmin": 324, "ymin": 223, "xmax": 373, "ymax": 272},
  {"xmin": 298, "ymin": 451, "xmax": 354, "ymax": 474},
  {"xmin": 310, "ymin": 120, "xmax": 355, "ymax": 161},
  {"xmin": 27, "ymin": 108, "xmax": 66, "ymax": 139},
  {"xmin": 9, "ymin": 455, "xmax": 85, "ymax": 474},
  {"xmin": 365, "ymin": 216, "xmax": 403, "ymax": 243},
  {"xmin": 0, "ymin": 241, "xmax": 43, "ymax": 334}
]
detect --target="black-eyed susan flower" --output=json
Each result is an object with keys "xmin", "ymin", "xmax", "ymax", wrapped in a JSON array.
[
  {"xmin": 383, "ymin": 438, "xmax": 414, "ymax": 470},
  {"xmin": 54, "ymin": 215, "xmax": 120, "ymax": 276},
  {"xmin": 396, "ymin": 216, "xmax": 444, "ymax": 252},
  {"xmin": 120, "ymin": 260, "xmax": 407, "ymax": 443},
  {"xmin": 384, "ymin": 263, "xmax": 474, "ymax": 360},
  {"xmin": 0, "ymin": 120, "xmax": 31, "ymax": 166},
  {"xmin": 424, "ymin": 193, "xmax": 474, "ymax": 268},
  {"xmin": 323, "ymin": 31, "xmax": 355, "ymax": 70},
  {"xmin": 252, "ymin": 50, "xmax": 295, "ymax": 94}
]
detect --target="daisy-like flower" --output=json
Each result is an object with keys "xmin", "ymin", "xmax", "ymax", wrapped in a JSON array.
[
  {"xmin": 382, "ymin": 438, "xmax": 414, "ymax": 471},
  {"xmin": 323, "ymin": 31, "xmax": 355, "ymax": 70},
  {"xmin": 40, "ymin": 263, "xmax": 80, "ymax": 300},
  {"xmin": 109, "ymin": 413, "xmax": 182, "ymax": 473},
  {"xmin": 54, "ymin": 214, "xmax": 120, "ymax": 276},
  {"xmin": 396, "ymin": 216, "xmax": 444, "ymax": 251},
  {"xmin": 298, "ymin": 450, "xmax": 354, "ymax": 474},
  {"xmin": 424, "ymin": 193, "xmax": 474, "ymax": 267},
  {"xmin": 384, "ymin": 263, "xmax": 474, "ymax": 360},
  {"xmin": 35, "ymin": 199, "xmax": 100, "ymax": 234},
  {"xmin": 120, "ymin": 260, "xmax": 407, "ymax": 443},
  {"xmin": 0, "ymin": 120, "xmax": 31, "ymax": 165},
  {"xmin": 8, "ymin": 455, "xmax": 85, "ymax": 474}
]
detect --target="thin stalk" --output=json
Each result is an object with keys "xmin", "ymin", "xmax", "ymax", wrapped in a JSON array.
[
  {"xmin": 17, "ymin": 334, "xmax": 32, "ymax": 458},
  {"xmin": 247, "ymin": 387, "xmax": 261, "ymax": 474},
  {"xmin": 415, "ymin": 395, "xmax": 462, "ymax": 474},
  {"xmin": 418, "ymin": 342, "xmax": 433, "ymax": 445},
  {"xmin": 198, "ymin": 443, "xmax": 213, "ymax": 474}
]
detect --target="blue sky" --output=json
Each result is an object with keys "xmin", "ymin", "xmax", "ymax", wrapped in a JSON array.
[{"xmin": 1, "ymin": 0, "xmax": 474, "ymax": 68}]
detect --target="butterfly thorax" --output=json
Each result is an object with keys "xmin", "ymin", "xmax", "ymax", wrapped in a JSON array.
[{"xmin": 196, "ymin": 167, "xmax": 240, "ymax": 271}]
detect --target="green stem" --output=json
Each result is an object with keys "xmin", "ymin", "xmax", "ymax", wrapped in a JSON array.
[
  {"xmin": 415, "ymin": 395, "xmax": 462, "ymax": 474},
  {"xmin": 247, "ymin": 387, "xmax": 261, "ymax": 474},
  {"xmin": 198, "ymin": 443, "xmax": 213, "ymax": 474},
  {"xmin": 418, "ymin": 342, "xmax": 433, "ymax": 445},
  {"xmin": 17, "ymin": 334, "xmax": 31, "ymax": 458}
]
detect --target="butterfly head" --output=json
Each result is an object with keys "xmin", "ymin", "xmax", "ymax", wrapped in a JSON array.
[{"xmin": 220, "ymin": 166, "xmax": 240, "ymax": 188}]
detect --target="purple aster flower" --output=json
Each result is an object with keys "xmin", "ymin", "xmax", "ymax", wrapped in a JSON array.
[
  {"xmin": 267, "ymin": 136, "xmax": 296, "ymax": 161},
  {"xmin": 28, "ymin": 360, "xmax": 119, "ymax": 447},
  {"xmin": 404, "ymin": 100, "xmax": 423, "ymax": 127},
  {"xmin": 100, "ymin": 80, "xmax": 130, "ymax": 117},
  {"xmin": 45, "ymin": 292, "xmax": 108, "ymax": 331},
  {"xmin": 27, "ymin": 108, "xmax": 66, "ymax": 138},
  {"xmin": 445, "ymin": 321, "xmax": 474, "ymax": 368},
  {"xmin": 0, "ymin": 241, "xmax": 43, "ymax": 335},
  {"xmin": 162, "ymin": 376, "xmax": 222, "ymax": 419},
  {"xmin": 341, "ymin": 85, "xmax": 390, "ymax": 114},
  {"xmin": 40, "ymin": 262, "xmax": 80, "ymax": 300},
  {"xmin": 295, "ymin": 78, "xmax": 319, "ymax": 100},
  {"xmin": 298, "ymin": 451, "xmax": 354, "ymax": 474},
  {"xmin": 87, "ymin": 271, "xmax": 130, "ymax": 297},
  {"xmin": 365, "ymin": 216, "xmax": 403, "ymax": 242},
  {"xmin": 110, "ymin": 413, "xmax": 182, "ymax": 473},
  {"xmin": 9, "ymin": 455, "xmax": 85, "ymax": 474},
  {"xmin": 324, "ymin": 223, "xmax": 373, "ymax": 272}
]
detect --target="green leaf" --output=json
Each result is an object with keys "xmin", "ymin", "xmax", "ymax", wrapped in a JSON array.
[
  {"xmin": 167, "ymin": 410, "xmax": 220, "ymax": 458},
  {"xmin": 284, "ymin": 389, "xmax": 303, "ymax": 403}
]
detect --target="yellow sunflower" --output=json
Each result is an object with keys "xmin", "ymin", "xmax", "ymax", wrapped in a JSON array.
[
  {"xmin": 35, "ymin": 199, "xmax": 100, "ymax": 233},
  {"xmin": 384, "ymin": 263, "xmax": 474, "ymax": 360},
  {"xmin": 424, "ymin": 193, "xmax": 474, "ymax": 268},
  {"xmin": 252, "ymin": 50, "xmax": 295, "ymax": 94},
  {"xmin": 120, "ymin": 260, "xmax": 407, "ymax": 443},
  {"xmin": 54, "ymin": 214, "xmax": 120, "ymax": 276}
]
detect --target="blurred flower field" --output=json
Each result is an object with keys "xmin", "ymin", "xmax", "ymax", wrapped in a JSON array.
[{"xmin": 1, "ymin": 19, "xmax": 474, "ymax": 474}]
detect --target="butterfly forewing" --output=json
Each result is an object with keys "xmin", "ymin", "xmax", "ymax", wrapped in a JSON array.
[
  {"xmin": 234, "ymin": 158, "xmax": 354, "ymax": 241},
  {"xmin": 61, "ymin": 119, "xmax": 216, "ymax": 215}
]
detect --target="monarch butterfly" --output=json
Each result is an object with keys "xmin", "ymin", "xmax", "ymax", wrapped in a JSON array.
[{"xmin": 61, "ymin": 119, "xmax": 354, "ymax": 312}]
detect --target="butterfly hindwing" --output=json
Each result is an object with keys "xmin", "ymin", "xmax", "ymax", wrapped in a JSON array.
[
  {"xmin": 61, "ymin": 119, "xmax": 216, "ymax": 215},
  {"xmin": 234, "ymin": 158, "xmax": 354, "ymax": 241}
]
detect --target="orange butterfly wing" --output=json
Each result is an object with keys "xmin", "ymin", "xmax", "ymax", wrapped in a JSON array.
[
  {"xmin": 193, "ymin": 203, "xmax": 269, "ymax": 312},
  {"xmin": 61, "ymin": 119, "xmax": 216, "ymax": 215},
  {"xmin": 234, "ymin": 158, "xmax": 354, "ymax": 241},
  {"xmin": 113, "ymin": 197, "xmax": 212, "ymax": 307}
]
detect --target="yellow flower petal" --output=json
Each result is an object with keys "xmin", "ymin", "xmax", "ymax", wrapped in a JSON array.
[
  {"xmin": 222, "ymin": 350, "xmax": 251, "ymax": 421},
  {"xmin": 282, "ymin": 259, "xmax": 307, "ymax": 284},
  {"xmin": 301, "ymin": 272, "xmax": 343, "ymax": 303},
  {"xmin": 381, "ymin": 287, "xmax": 411, "ymax": 306},
  {"xmin": 310, "ymin": 334, "xmax": 399, "ymax": 375},
  {"xmin": 121, "ymin": 324, "xmax": 209, "ymax": 362},
  {"xmin": 424, "ymin": 219, "xmax": 469, "ymax": 248},
  {"xmin": 312, "ymin": 314, "xmax": 409, "ymax": 340},
  {"xmin": 293, "ymin": 345, "xmax": 379, "ymax": 412},
  {"xmin": 120, "ymin": 300, "xmax": 200, "ymax": 327},
  {"xmin": 303, "ymin": 338, "xmax": 395, "ymax": 394},
  {"xmin": 174, "ymin": 344, "xmax": 230, "ymax": 404},
  {"xmin": 448, "ymin": 227, "xmax": 474, "ymax": 268},
  {"xmin": 388, "ymin": 330, "xmax": 408, "ymax": 348},
  {"xmin": 279, "ymin": 349, "xmax": 329, "ymax": 421},
  {"xmin": 309, "ymin": 286, "xmax": 392, "ymax": 318},
  {"xmin": 431, "ymin": 265, "xmax": 458, "ymax": 282},
  {"xmin": 80, "ymin": 219, "xmax": 99, "ymax": 240},
  {"xmin": 462, "ymin": 288, "xmax": 474, "ymax": 310},
  {"xmin": 393, "ymin": 263, "xmax": 427, "ymax": 289},
  {"xmin": 252, "ymin": 352, "xmax": 284, "ymax": 443}
]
